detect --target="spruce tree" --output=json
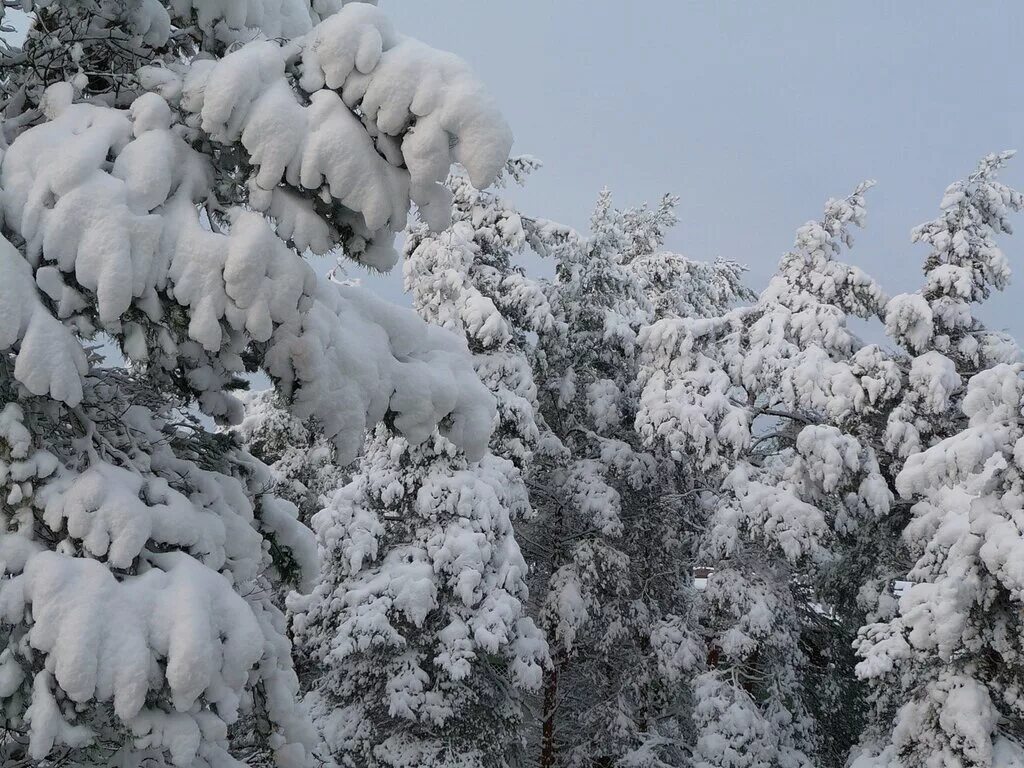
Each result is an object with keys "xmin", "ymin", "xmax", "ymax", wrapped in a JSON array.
[{"xmin": 0, "ymin": 1, "xmax": 511, "ymax": 764}]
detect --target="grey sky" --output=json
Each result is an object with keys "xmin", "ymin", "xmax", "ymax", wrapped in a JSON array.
[{"xmin": 378, "ymin": 1, "xmax": 1024, "ymax": 340}]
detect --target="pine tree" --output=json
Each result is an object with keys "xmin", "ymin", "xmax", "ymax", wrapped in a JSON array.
[
  {"xmin": 637, "ymin": 183, "xmax": 896, "ymax": 766},
  {"xmin": 290, "ymin": 426, "xmax": 547, "ymax": 768},
  {"xmin": 236, "ymin": 390, "xmax": 346, "ymax": 526},
  {"xmin": 289, "ymin": 162, "xmax": 555, "ymax": 768},
  {"xmin": 882, "ymin": 152, "xmax": 1023, "ymax": 461},
  {"xmin": 854, "ymin": 153, "xmax": 1024, "ymax": 768},
  {"xmin": 0, "ymin": 1, "xmax": 511, "ymax": 764},
  {"xmin": 529, "ymin": 191, "xmax": 749, "ymax": 767},
  {"xmin": 403, "ymin": 157, "xmax": 557, "ymax": 470}
]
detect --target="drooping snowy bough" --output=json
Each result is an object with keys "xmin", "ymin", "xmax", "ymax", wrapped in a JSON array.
[{"xmin": 0, "ymin": 1, "xmax": 513, "ymax": 765}]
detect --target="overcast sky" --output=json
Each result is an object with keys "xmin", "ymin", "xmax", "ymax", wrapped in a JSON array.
[{"xmin": 377, "ymin": 1, "xmax": 1024, "ymax": 339}]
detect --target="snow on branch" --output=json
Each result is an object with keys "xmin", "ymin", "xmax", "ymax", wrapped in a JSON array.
[{"xmin": 1, "ymin": 78, "xmax": 497, "ymax": 461}]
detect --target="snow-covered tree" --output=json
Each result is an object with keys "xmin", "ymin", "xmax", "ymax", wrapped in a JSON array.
[
  {"xmin": 0, "ymin": 359, "xmax": 328, "ymax": 767},
  {"xmin": 290, "ymin": 426, "xmax": 547, "ymax": 768},
  {"xmin": 528, "ymin": 191, "xmax": 749, "ymax": 767},
  {"xmin": 0, "ymin": 1, "xmax": 514, "ymax": 765},
  {"xmin": 637, "ymin": 183, "xmax": 897, "ymax": 766},
  {"xmin": 854, "ymin": 154, "xmax": 1024, "ymax": 768},
  {"xmin": 882, "ymin": 151, "xmax": 1023, "ymax": 461},
  {"xmin": 288, "ymin": 162, "xmax": 555, "ymax": 768},
  {"xmin": 236, "ymin": 390, "xmax": 345, "ymax": 526},
  {"xmin": 403, "ymin": 157, "xmax": 558, "ymax": 469}
]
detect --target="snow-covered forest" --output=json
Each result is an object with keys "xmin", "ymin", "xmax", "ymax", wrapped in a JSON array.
[{"xmin": 1, "ymin": 1, "xmax": 1023, "ymax": 767}]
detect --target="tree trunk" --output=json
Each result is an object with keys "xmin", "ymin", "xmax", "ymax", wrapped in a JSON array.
[{"xmin": 540, "ymin": 653, "xmax": 560, "ymax": 768}]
